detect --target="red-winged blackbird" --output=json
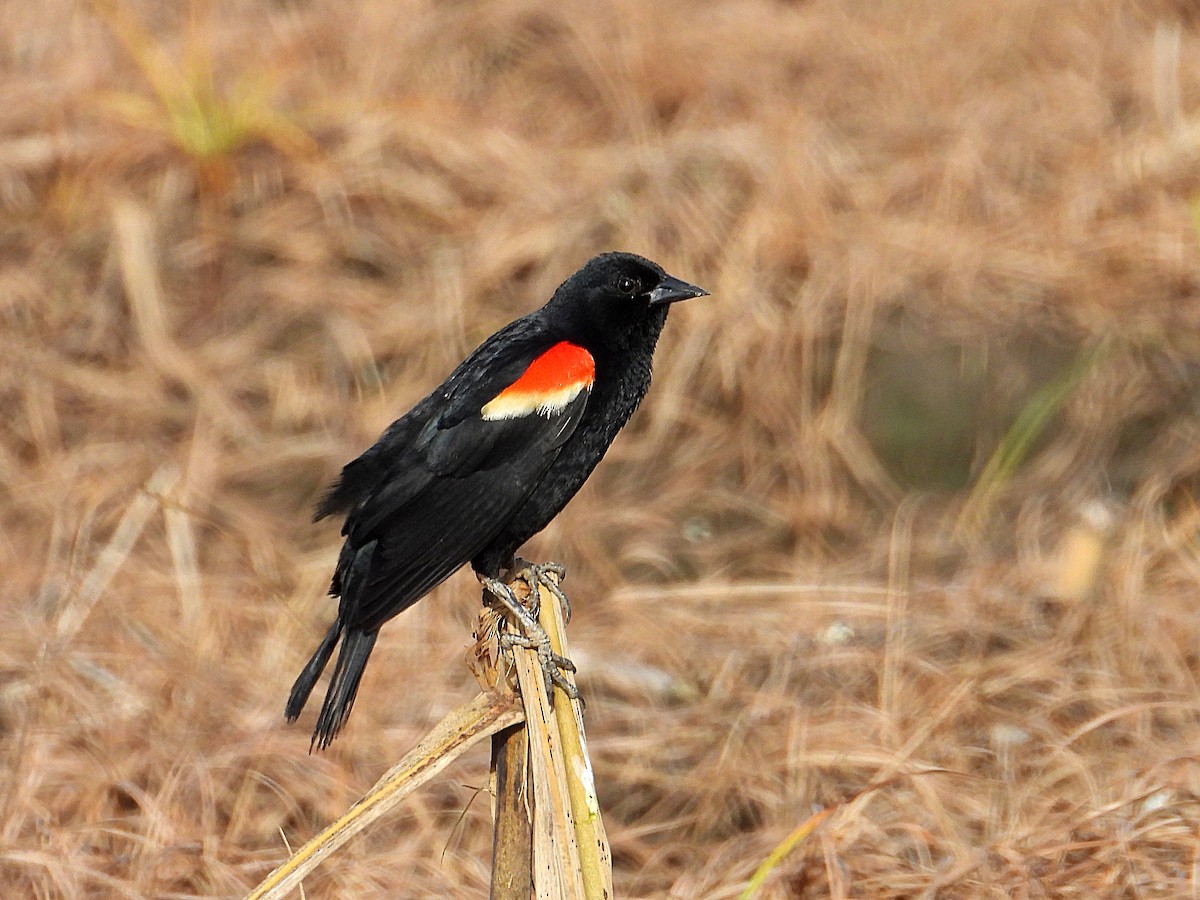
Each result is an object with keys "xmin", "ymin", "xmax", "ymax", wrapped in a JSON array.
[{"xmin": 286, "ymin": 252, "xmax": 707, "ymax": 748}]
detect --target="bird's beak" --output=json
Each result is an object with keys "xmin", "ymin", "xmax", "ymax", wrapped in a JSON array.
[{"xmin": 648, "ymin": 273, "xmax": 709, "ymax": 306}]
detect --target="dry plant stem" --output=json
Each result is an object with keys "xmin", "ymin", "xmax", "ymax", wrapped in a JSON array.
[
  {"xmin": 510, "ymin": 621, "xmax": 585, "ymax": 898},
  {"xmin": 501, "ymin": 572, "xmax": 612, "ymax": 900},
  {"xmin": 246, "ymin": 691, "xmax": 522, "ymax": 900},
  {"xmin": 55, "ymin": 463, "xmax": 180, "ymax": 644},
  {"xmin": 490, "ymin": 723, "xmax": 533, "ymax": 900},
  {"xmin": 536, "ymin": 574, "xmax": 611, "ymax": 898}
]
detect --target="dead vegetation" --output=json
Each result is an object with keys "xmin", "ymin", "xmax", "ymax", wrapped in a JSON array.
[{"xmin": 4, "ymin": 0, "xmax": 1200, "ymax": 896}]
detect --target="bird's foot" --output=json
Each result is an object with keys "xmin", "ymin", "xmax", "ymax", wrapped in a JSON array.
[
  {"xmin": 479, "ymin": 574, "xmax": 581, "ymax": 704},
  {"xmin": 510, "ymin": 558, "xmax": 571, "ymax": 623},
  {"xmin": 499, "ymin": 631, "xmax": 580, "ymax": 702}
]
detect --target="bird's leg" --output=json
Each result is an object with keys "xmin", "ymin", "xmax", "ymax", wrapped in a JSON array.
[
  {"xmin": 509, "ymin": 558, "xmax": 571, "ymax": 623},
  {"xmin": 479, "ymin": 574, "xmax": 581, "ymax": 702}
]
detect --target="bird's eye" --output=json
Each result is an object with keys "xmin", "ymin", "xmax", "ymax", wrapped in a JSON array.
[{"xmin": 616, "ymin": 276, "xmax": 638, "ymax": 296}]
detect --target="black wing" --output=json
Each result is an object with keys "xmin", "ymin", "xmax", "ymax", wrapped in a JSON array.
[
  {"xmin": 322, "ymin": 316, "xmax": 590, "ymax": 631},
  {"xmin": 315, "ymin": 314, "xmax": 556, "ymax": 521},
  {"xmin": 344, "ymin": 390, "xmax": 587, "ymax": 630}
]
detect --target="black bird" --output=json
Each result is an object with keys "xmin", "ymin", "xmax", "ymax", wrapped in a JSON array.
[{"xmin": 286, "ymin": 252, "xmax": 707, "ymax": 749}]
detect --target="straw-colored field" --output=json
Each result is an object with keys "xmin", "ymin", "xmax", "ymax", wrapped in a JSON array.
[{"xmin": 6, "ymin": 0, "xmax": 1200, "ymax": 896}]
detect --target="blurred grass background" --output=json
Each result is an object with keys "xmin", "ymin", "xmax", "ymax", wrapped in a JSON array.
[{"xmin": 5, "ymin": 0, "xmax": 1200, "ymax": 896}]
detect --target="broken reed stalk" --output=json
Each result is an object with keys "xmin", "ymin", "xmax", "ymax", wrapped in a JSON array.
[
  {"xmin": 246, "ymin": 568, "xmax": 607, "ymax": 900},
  {"xmin": 245, "ymin": 690, "xmax": 523, "ymax": 900},
  {"xmin": 534, "ymin": 574, "xmax": 611, "ymax": 899},
  {"xmin": 485, "ymin": 571, "xmax": 612, "ymax": 899},
  {"xmin": 490, "ymin": 722, "xmax": 533, "ymax": 898}
]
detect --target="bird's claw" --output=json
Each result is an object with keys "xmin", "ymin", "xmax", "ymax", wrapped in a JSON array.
[
  {"xmin": 498, "ymin": 631, "xmax": 582, "ymax": 702},
  {"xmin": 511, "ymin": 558, "xmax": 572, "ymax": 623},
  {"xmin": 482, "ymin": 571, "xmax": 581, "ymax": 704},
  {"xmin": 480, "ymin": 576, "xmax": 541, "ymax": 635}
]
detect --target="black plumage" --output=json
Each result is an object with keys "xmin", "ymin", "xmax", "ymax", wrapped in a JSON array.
[{"xmin": 287, "ymin": 252, "xmax": 707, "ymax": 748}]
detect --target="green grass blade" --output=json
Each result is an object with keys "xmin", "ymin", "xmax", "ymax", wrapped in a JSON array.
[{"xmin": 959, "ymin": 339, "xmax": 1110, "ymax": 533}]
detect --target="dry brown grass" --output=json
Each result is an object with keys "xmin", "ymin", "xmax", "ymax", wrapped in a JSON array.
[{"xmin": 5, "ymin": 0, "xmax": 1200, "ymax": 896}]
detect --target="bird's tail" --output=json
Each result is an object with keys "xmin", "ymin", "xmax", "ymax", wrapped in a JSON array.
[
  {"xmin": 314, "ymin": 626, "xmax": 379, "ymax": 750},
  {"xmin": 284, "ymin": 620, "xmax": 340, "ymax": 723},
  {"xmin": 285, "ymin": 622, "xmax": 379, "ymax": 751},
  {"xmin": 286, "ymin": 538, "xmax": 381, "ymax": 750}
]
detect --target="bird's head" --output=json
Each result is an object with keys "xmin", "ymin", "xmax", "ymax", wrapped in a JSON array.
[{"xmin": 546, "ymin": 252, "xmax": 708, "ymax": 352}]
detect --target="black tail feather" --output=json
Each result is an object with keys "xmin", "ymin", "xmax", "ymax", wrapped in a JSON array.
[
  {"xmin": 311, "ymin": 627, "xmax": 379, "ymax": 751},
  {"xmin": 287, "ymin": 538, "xmax": 381, "ymax": 750},
  {"xmin": 285, "ymin": 620, "xmax": 341, "ymax": 723}
]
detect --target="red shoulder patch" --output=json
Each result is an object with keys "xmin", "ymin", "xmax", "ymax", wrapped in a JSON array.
[
  {"xmin": 481, "ymin": 342, "xmax": 595, "ymax": 420},
  {"xmin": 505, "ymin": 342, "xmax": 595, "ymax": 394}
]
